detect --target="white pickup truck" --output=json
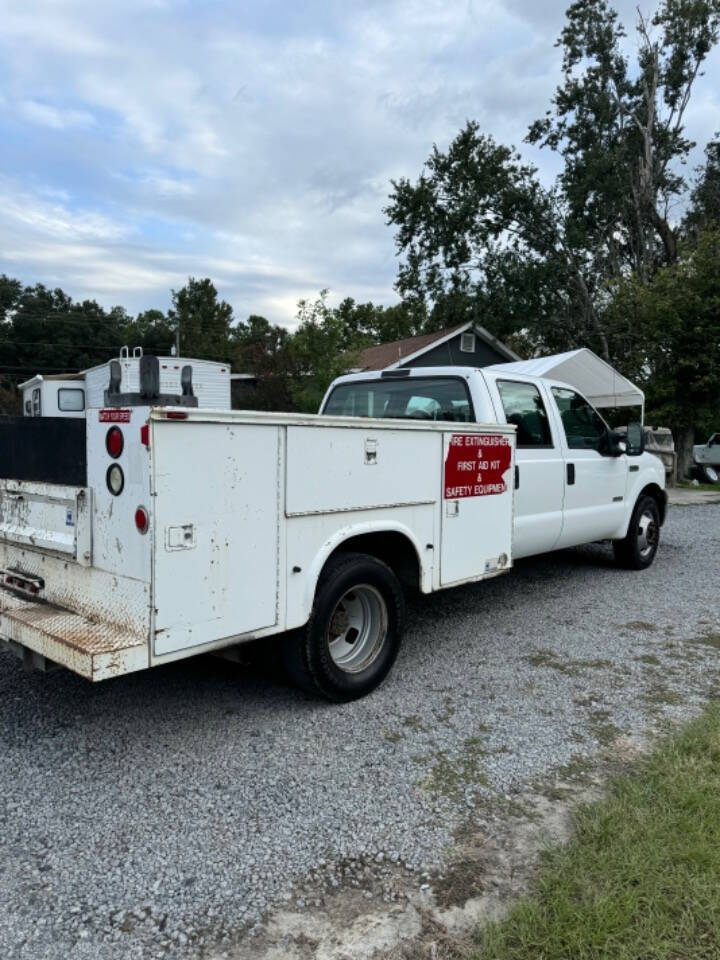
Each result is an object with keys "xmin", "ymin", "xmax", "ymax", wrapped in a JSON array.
[
  {"xmin": 0, "ymin": 357, "xmax": 665, "ymax": 701},
  {"xmin": 321, "ymin": 366, "xmax": 667, "ymax": 567}
]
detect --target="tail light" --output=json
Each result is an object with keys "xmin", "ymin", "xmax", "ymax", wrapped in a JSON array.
[
  {"xmin": 106, "ymin": 426, "xmax": 124, "ymax": 458},
  {"xmin": 134, "ymin": 506, "xmax": 149, "ymax": 535},
  {"xmin": 106, "ymin": 464, "xmax": 124, "ymax": 496}
]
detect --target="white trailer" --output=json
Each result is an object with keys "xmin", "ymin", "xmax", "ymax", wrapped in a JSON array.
[
  {"xmin": 0, "ymin": 386, "xmax": 515, "ymax": 700},
  {"xmin": 83, "ymin": 347, "xmax": 231, "ymax": 411},
  {"xmin": 19, "ymin": 374, "xmax": 86, "ymax": 418},
  {"xmin": 19, "ymin": 348, "xmax": 232, "ymax": 419}
]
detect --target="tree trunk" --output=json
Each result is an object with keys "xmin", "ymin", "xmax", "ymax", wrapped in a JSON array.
[
  {"xmin": 648, "ymin": 206, "xmax": 678, "ymax": 264},
  {"xmin": 674, "ymin": 425, "xmax": 695, "ymax": 483}
]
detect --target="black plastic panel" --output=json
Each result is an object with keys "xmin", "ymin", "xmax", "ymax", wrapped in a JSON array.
[{"xmin": 0, "ymin": 416, "xmax": 87, "ymax": 486}]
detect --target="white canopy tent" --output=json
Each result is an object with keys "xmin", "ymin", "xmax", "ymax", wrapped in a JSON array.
[{"xmin": 487, "ymin": 348, "xmax": 644, "ymax": 420}]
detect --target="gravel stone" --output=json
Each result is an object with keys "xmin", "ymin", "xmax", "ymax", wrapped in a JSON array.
[{"xmin": 1, "ymin": 505, "xmax": 719, "ymax": 958}]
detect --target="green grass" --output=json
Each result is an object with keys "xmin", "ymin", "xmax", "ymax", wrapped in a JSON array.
[
  {"xmin": 675, "ymin": 481, "xmax": 720, "ymax": 493},
  {"xmin": 471, "ymin": 703, "xmax": 720, "ymax": 960}
]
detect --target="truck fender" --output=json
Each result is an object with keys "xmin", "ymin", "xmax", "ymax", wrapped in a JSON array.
[
  {"xmin": 291, "ymin": 520, "xmax": 429, "ymax": 630},
  {"xmin": 610, "ymin": 473, "xmax": 667, "ymax": 541}
]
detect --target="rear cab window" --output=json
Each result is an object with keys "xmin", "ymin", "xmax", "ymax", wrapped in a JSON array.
[{"xmin": 322, "ymin": 376, "xmax": 474, "ymax": 422}]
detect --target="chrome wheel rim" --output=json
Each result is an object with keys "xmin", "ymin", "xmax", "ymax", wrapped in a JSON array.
[
  {"xmin": 327, "ymin": 584, "xmax": 388, "ymax": 673},
  {"xmin": 637, "ymin": 509, "xmax": 658, "ymax": 559}
]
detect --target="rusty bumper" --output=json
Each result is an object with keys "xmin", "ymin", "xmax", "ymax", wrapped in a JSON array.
[{"xmin": 0, "ymin": 586, "xmax": 149, "ymax": 681}]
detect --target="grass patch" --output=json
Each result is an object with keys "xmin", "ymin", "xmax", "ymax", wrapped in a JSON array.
[
  {"xmin": 422, "ymin": 739, "xmax": 488, "ymax": 802},
  {"xmin": 676, "ymin": 481, "xmax": 720, "ymax": 493},
  {"xmin": 526, "ymin": 649, "xmax": 611, "ymax": 675},
  {"xmin": 642, "ymin": 682, "xmax": 686, "ymax": 708},
  {"xmin": 470, "ymin": 703, "xmax": 720, "ymax": 960},
  {"xmin": 623, "ymin": 620, "xmax": 657, "ymax": 632},
  {"xmin": 689, "ymin": 633, "xmax": 720, "ymax": 651}
]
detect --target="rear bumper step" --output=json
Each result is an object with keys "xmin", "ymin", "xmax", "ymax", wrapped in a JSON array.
[{"xmin": 0, "ymin": 587, "xmax": 148, "ymax": 681}]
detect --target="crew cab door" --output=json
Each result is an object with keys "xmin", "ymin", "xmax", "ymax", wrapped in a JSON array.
[
  {"xmin": 548, "ymin": 386, "xmax": 626, "ymax": 547},
  {"xmin": 490, "ymin": 378, "xmax": 564, "ymax": 559}
]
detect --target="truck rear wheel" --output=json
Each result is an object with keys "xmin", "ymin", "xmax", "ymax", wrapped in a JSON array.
[
  {"xmin": 283, "ymin": 552, "xmax": 405, "ymax": 702},
  {"xmin": 612, "ymin": 495, "xmax": 660, "ymax": 570}
]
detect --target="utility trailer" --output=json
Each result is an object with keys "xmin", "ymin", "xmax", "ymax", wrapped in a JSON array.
[
  {"xmin": 19, "ymin": 347, "xmax": 232, "ymax": 420},
  {"xmin": 0, "ymin": 369, "xmax": 515, "ymax": 700}
]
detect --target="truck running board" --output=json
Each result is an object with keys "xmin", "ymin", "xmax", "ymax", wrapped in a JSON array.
[{"xmin": 0, "ymin": 587, "xmax": 148, "ymax": 681}]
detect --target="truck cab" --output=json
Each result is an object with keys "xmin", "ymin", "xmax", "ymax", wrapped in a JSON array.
[{"xmin": 320, "ymin": 365, "xmax": 667, "ymax": 567}]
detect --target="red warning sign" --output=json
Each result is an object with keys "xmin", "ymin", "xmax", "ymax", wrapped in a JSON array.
[
  {"xmin": 444, "ymin": 434, "xmax": 512, "ymax": 499},
  {"xmin": 99, "ymin": 409, "xmax": 131, "ymax": 423}
]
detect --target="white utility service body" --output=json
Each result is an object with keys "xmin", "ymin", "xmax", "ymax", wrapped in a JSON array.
[{"xmin": 0, "ymin": 405, "xmax": 515, "ymax": 687}]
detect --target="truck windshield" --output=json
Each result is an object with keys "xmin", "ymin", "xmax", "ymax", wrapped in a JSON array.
[{"xmin": 322, "ymin": 377, "xmax": 473, "ymax": 422}]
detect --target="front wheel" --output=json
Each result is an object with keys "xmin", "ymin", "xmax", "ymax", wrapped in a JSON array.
[
  {"xmin": 612, "ymin": 495, "xmax": 660, "ymax": 570},
  {"xmin": 282, "ymin": 552, "xmax": 405, "ymax": 702}
]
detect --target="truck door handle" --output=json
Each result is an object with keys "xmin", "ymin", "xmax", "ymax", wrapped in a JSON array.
[
  {"xmin": 567, "ymin": 463, "xmax": 575, "ymax": 485},
  {"xmin": 515, "ymin": 465, "xmax": 519, "ymax": 489}
]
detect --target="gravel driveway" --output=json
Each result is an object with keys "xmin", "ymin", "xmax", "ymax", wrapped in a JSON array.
[{"xmin": 2, "ymin": 505, "xmax": 719, "ymax": 960}]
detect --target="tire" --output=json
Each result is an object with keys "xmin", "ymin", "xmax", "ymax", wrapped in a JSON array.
[
  {"xmin": 282, "ymin": 552, "xmax": 405, "ymax": 702},
  {"xmin": 697, "ymin": 464, "xmax": 719, "ymax": 484},
  {"xmin": 612, "ymin": 495, "xmax": 660, "ymax": 570}
]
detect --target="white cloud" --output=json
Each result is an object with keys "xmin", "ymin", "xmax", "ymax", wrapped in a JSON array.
[
  {"xmin": 20, "ymin": 99, "xmax": 96, "ymax": 130},
  {"xmin": 0, "ymin": 0, "xmax": 718, "ymax": 326}
]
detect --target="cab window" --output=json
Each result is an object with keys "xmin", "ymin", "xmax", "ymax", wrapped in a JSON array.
[
  {"xmin": 323, "ymin": 377, "xmax": 473, "ymax": 422},
  {"xmin": 496, "ymin": 380, "xmax": 553, "ymax": 448},
  {"xmin": 551, "ymin": 387, "xmax": 607, "ymax": 451}
]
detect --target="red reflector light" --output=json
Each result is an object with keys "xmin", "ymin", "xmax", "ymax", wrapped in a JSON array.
[
  {"xmin": 135, "ymin": 506, "xmax": 149, "ymax": 535},
  {"xmin": 166, "ymin": 410, "xmax": 188, "ymax": 420},
  {"xmin": 140, "ymin": 424, "xmax": 150, "ymax": 448},
  {"xmin": 106, "ymin": 426, "xmax": 124, "ymax": 458}
]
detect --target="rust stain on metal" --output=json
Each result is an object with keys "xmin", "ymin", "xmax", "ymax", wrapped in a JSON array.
[{"xmin": 1, "ymin": 590, "xmax": 144, "ymax": 657}]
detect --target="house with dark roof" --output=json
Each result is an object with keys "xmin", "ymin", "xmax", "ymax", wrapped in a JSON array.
[{"xmin": 351, "ymin": 321, "xmax": 519, "ymax": 372}]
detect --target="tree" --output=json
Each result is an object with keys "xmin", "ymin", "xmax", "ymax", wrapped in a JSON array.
[
  {"xmin": 606, "ymin": 229, "xmax": 720, "ymax": 477},
  {"xmin": 128, "ymin": 309, "xmax": 175, "ymax": 356},
  {"xmin": 387, "ymin": 123, "xmax": 614, "ymax": 357},
  {"xmin": 529, "ymin": 0, "xmax": 720, "ymax": 272},
  {"xmin": 289, "ymin": 292, "xmax": 365, "ymax": 412},
  {"xmin": 684, "ymin": 134, "xmax": 720, "ymax": 237},
  {"xmin": 168, "ymin": 277, "xmax": 233, "ymax": 361},
  {"xmin": 229, "ymin": 314, "xmax": 297, "ymax": 411},
  {"xmin": 386, "ymin": 0, "xmax": 720, "ymax": 362}
]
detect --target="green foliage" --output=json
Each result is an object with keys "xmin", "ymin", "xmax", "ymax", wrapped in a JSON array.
[
  {"xmin": 474, "ymin": 701, "xmax": 720, "ymax": 959},
  {"xmin": 606, "ymin": 229, "xmax": 720, "ymax": 436},
  {"xmin": 0, "ymin": 272, "xmax": 422, "ymax": 415},
  {"xmin": 168, "ymin": 277, "xmax": 233, "ymax": 361},
  {"xmin": 387, "ymin": 0, "xmax": 720, "ymax": 377},
  {"xmin": 684, "ymin": 134, "xmax": 720, "ymax": 237},
  {"xmin": 288, "ymin": 291, "xmax": 365, "ymax": 413}
]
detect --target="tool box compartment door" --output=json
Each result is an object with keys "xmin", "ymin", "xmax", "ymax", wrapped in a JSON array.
[
  {"xmin": 152, "ymin": 421, "xmax": 280, "ymax": 656},
  {"xmin": 440, "ymin": 431, "xmax": 514, "ymax": 586}
]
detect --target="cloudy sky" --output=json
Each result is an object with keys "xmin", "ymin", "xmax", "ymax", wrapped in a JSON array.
[{"xmin": 1, "ymin": 0, "xmax": 718, "ymax": 327}]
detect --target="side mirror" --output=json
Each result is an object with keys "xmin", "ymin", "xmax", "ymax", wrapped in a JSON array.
[
  {"xmin": 625, "ymin": 422, "xmax": 645, "ymax": 456},
  {"xmin": 605, "ymin": 429, "xmax": 627, "ymax": 457}
]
